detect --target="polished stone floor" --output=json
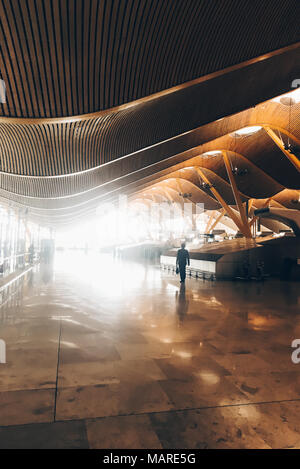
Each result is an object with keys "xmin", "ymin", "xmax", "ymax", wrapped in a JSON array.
[{"xmin": 0, "ymin": 251, "xmax": 299, "ymax": 448}]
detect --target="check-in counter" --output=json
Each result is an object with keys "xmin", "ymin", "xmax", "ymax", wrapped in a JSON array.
[
  {"xmin": 160, "ymin": 254, "xmax": 217, "ymax": 280},
  {"xmin": 160, "ymin": 237, "xmax": 300, "ymax": 280}
]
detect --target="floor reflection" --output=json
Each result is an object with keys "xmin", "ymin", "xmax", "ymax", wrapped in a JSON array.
[
  {"xmin": 40, "ymin": 263, "xmax": 54, "ymax": 285},
  {"xmin": 175, "ymin": 283, "xmax": 189, "ymax": 324}
]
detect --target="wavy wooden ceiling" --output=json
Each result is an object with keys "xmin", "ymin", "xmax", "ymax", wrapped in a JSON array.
[
  {"xmin": 1, "ymin": 0, "xmax": 300, "ymax": 118},
  {"xmin": 0, "ymin": 0, "xmax": 299, "ymax": 226}
]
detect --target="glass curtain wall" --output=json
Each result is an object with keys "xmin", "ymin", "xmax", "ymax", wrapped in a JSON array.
[{"xmin": 0, "ymin": 204, "xmax": 41, "ymax": 278}]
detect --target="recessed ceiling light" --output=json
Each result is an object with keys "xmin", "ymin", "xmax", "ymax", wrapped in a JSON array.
[
  {"xmin": 233, "ymin": 126, "xmax": 262, "ymax": 137},
  {"xmin": 201, "ymin": 151, "xmax": 222, "ymax": 158},
  {"xmin": 271, "ymin": 88, "xmax": 300, "ymax": 105}
]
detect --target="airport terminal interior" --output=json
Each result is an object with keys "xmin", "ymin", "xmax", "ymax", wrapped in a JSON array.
[{"xmin": 0, "ymin": 0, "xmax": 300, "ymax": 449}]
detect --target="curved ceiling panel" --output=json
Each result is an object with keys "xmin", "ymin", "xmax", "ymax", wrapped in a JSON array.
[
  {"xmin": 0, "ymin": 98, "xmax": 299, "ymax": 194},
  {"xmin": 1, "ymin": 0, "xmax": 300, "ymax": 118},
  {"xmin": 0, "ymin": 75, "xmax": 299, "ymax": 179},
  {"xmin": 161, "ymin": 158, "xmax": 284, "ymax": 200}
]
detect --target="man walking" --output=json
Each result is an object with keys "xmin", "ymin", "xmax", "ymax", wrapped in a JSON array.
[{"xmin": 176, "ymin": 242, "xmax": 190, "ymax": 283}]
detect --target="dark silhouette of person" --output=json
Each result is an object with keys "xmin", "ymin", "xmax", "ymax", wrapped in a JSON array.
[{"xmin": 176, "ymin": 242, "xmax": 190, "ymax": 283}]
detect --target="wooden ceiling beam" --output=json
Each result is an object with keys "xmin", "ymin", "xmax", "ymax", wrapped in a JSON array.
[
  {"xmin": 194, "ymin": 167, "xmax": 247, "ymax": 236},
  {"xmin": 262, "ymin": 126, "xmax": 300, "ymax": 172},
  {"xmin": 208, "ymin": 209, "xmax": 226, "ymax": 234},
  {"xmin": 222, "ymin": 151, "xmax": 252, "ymax": 238}
]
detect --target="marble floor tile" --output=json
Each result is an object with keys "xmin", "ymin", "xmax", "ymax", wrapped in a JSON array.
[
  {"xmin": 159, "ymin": 375, "xmax": 250, "ymax": 409},
  {"xmin": 55, "ymin": 382, "xmax": 173, "ymax": 420},
  {"xmin": 59, "ymin": 343, "xmax": 121, "ymax": 365},
  {"xmin": 0, "ymin": 348, "xmax": 58, "ymax": 392},
  {"xmin": 0, "ymin": 419, "xmax": 89, "ymax": 449},
  {"xmin": 213, "ymin": 352, "xmax": 274, "ymax": 375},
  {"xmin": 115, "ymin": 342, "xmax": 174, "ymax": 361},
  {"xmin": 58, "ymin": 358, "xmax": 167, "ymax": 388},
  {"xmin": 0, "ymin": 388, "xmax": 55, "ymax": 426},
  {"xmin": 149, "ymin": 406, "xmax": 272, "ymax": 449},
  {"xmin": 116, "ymin": 340, "xmax": 215, "ymax": 360},
  {"xmin": 155, "ymin": 355, "xmax": 231, "ymax": 382},
  {"xmin": 86, "ymin": 414, "xmax": 162, "ymax": 449},
  {"xmin": 257, "ymin": 347, "xmax": 299, "ymax": 373},
  {"xmin": 226, "ymin": 371, "xmax": 300, "ymax": 403},
  {"xmin": 239, "ymin": 401, "xmax": 300, "ymax": 449}
]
